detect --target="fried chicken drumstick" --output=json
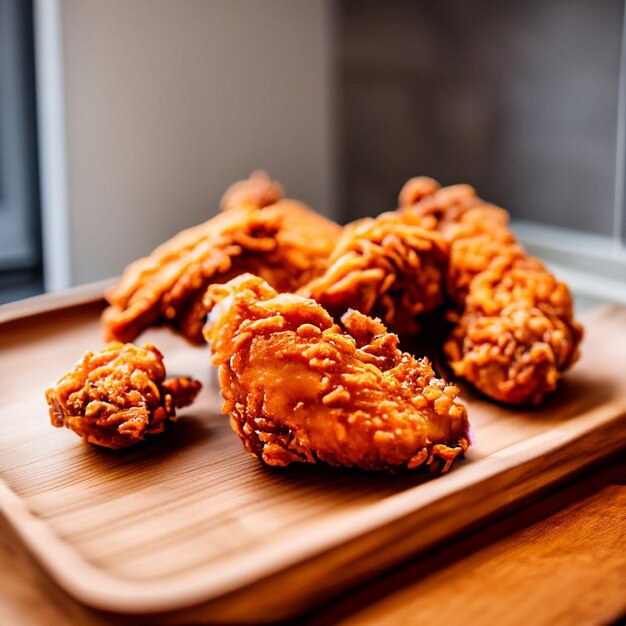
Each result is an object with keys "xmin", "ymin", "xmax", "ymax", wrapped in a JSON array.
[
  {"xmin": 46, "ymin": 343, "xmax": 201, "ymax": 448},
  {"xmin": 204, "ymin": 274, "xmax": 470, "ymax": 472},
  {"xmin": 102, "ymin": 174, "xmax": 341, "ymax": 344},
  {"xmin": 398, "ymin": 177, "xmax": 583, "ymax": 405}
]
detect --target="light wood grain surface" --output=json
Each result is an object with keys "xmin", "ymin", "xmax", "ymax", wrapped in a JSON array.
[
  {"xmin": 307, "ymin": 455, "xmax": 626, "ymax": 626},
  {"xmin": 1, "ymin": 294, "xmax": 625, "ymax": 622},
  {"xmin": 1, "ymin": 456, "xmax": 624, "ymax": 625}
]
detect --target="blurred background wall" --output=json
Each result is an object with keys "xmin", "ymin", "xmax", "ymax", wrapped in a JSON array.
[
  {"xmin": 337, "ymin": 0, "xmax": 623, "ymax": 234},
  {"xmin": 334, "ymin": 0, "xmax": 626, "ymax": 300},
  {"xmin": 1, "ymin": 0, "xmax": 626, "ymax": 304},
  {"xmin": 53, "ymin": 0, "xmax": 335, "ymax": 286}
]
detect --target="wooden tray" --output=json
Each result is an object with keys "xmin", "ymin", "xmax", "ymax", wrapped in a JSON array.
[{"xmin": 1, "ymin": 288, "xmax": 625, "ymax": 622}]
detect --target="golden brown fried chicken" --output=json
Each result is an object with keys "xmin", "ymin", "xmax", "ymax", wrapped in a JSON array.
[
  {"xmin": 46, "ymin": 343, "xmax": 201, "ymax": 448},
  {"xmin": 398, "ymin": 177, "xmax": 583, "ymax": 405},
  {"xmin": 102, "ymin": 179, "xmax": 341, "ymax": 344},
  {"xmin": 219, "ymin": 170, "xmax": 284, "ymax": 212},
  {"xmin": 203, "ymin": 274, "xmax": 470, "ymax": 472},
  {"xmin": 299, "ymin": 212, "xmax": 448, "ymax": 334}
]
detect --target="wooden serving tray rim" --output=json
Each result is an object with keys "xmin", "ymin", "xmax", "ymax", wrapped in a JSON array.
[
  {"xmin": 1, "ymin": 286, "xmax": 625, "ymax": 615},
  {"xmin": 1, "ymin": 406, "xmax": 623, "ymax": 614},
  {"xmin": 0, "ymin": 278, "xmax": 115, "ymax": 325}
]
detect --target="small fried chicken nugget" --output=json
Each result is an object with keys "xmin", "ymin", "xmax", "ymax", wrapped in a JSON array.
[{"xmin": 46, "ymin": 343, "xmax": 201, "ymax": 448}]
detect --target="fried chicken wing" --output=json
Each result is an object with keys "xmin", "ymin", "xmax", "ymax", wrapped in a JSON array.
[
  {"xmin": 102, "ymin": 176, "xmax": 341, "ymax": 344},
  {"xmin": 46, "ymin": 343, "xmax": 201, "ymax": 448},
  {"xmin": 398, "ymin": 177, "xmax": 583, "ymax": 405},
  {"xmin": 299, "ymin": 212, "xmax": 448, "ymax": 334},
  {"xmin": 203, "ymin": 274, "xmax": 469, "ymax": 472}
]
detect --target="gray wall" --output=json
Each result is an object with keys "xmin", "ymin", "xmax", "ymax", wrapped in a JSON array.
[
  {"xmin": 338, "ymin": 0, "xmax": 623, "ymax": 234},
  {"xmin": 52, "ymin": 0, "xmax": 625, "ymax": 287},
  {"xmin": 60, "ymin": 0, "xmax": 335, "ymax": 285}
]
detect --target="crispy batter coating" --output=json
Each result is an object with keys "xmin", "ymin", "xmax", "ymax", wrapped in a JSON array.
[
  {"xmin": 203, "ymin": 274, "xmax": 470, "ymax": 472},
  {"xmin": 398, "ymin": 177, "xmax": 583, "ymax": 404},
  {"xmin": 220, "ymin": 170, "xmax": 284, "ymax": 212},
  {"xmin": 299, "ymin": 212, "xmax": 448, "ymax": 334},
  {"xmin": 102, "ymin": 183, "xmax": 341, "ymax": 344},
  {"xmin": 46, "ymin": 343, "xmax": 201, "ymax": 448}
]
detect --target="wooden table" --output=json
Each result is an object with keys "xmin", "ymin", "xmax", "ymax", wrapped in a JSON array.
[
  {"xmin": 1, "ymin": 454, "xmax": 624, "ymax": 625},
  {"xmin": 1, "ymin": 288, "xmax": 625, "ymax": 624}
]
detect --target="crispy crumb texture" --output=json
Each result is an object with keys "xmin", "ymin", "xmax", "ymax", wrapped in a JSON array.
[
  {"xmin": 45, "ymin": 343, "xmax": 201, "ymax": 449},
  {"xmin": 100, "ymin": 171, "xmax": 583, "ymax": 408},
  {"xmin": 204, "ymin": 274, "xmax": 470, "ymax": 472},
  {"xmin": 398, "ymin": 177, "xmax": 583, "ymax": 405},
  {"xmin": 102, "ymin": 173, "xmax": 341, "ymax": 345},
  {"xmin": 299, "ymin": 212, "xmax": 448, "ymax": 334}
]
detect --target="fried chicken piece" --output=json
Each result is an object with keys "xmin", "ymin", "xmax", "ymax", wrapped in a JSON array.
[
  {"xmin": 203, "ymin": 274, "xmax": 469, "ymax": 472},
  {"xmin": 102, "ymin": 179, "xmax": 341, "ymax": 344},
  {"xmin": 299, "ymin": 212, "xmax": 448, "ymax": 334},
  {"xmin": 220, "ymin": 170, "xmax": 284, "ymax": 212},
  {"xmin": 398, "ymin": 177, "xmax": 583, "ymax": 404},
  {"xmin": 46, "ymin": 343, "xmax": 201, "ymax": 449}
]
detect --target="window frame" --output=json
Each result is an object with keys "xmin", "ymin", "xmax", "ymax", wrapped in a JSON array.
[{"xmin": 0, "ymin": 0, "xmax": 39, "ymax": 271}]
